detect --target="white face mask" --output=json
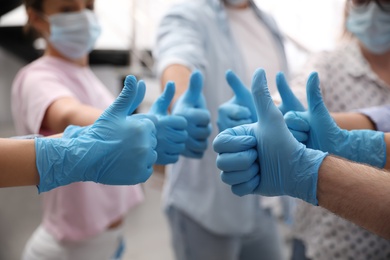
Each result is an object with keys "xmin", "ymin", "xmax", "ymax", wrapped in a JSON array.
[
  {"xmin": 47, "ymin": 9, "xmax": 101, "ymax": 60},
  {"xmin": 224, "ymin": 0, "xmax": 249, "ymax": 7}
]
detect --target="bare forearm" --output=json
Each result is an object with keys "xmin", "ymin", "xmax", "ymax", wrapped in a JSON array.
[
  {"xmin": 332, "ymin": 112, "xmax": 375, "ymax": 130},
  {"xmin": 43, "ymin": 97, "xmax": 102, "ymax": 132},
  {"xmin": 161, "ymin": 65, "xmax": 191, "ymax": 105},
  {"xmin": 317, "ymin": 156, "xmax": 390, "ymax": 239},
  {"xmin": 0, "ymin": 139, "xmax": 39, "ymax": 188}
]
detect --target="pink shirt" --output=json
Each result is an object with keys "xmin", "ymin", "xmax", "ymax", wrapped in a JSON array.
[{"xmin": 12, "ymin": 56, "xmax": 144, "ymax": 242}]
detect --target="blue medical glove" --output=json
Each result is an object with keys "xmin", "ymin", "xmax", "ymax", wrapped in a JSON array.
[
  {"xmin": 35, "ymin": 75, "xmax": 158, "ymax": 193},
  {"xmin": 149, "ymin": 81, "xmax": 188, "ymax": 165},
  {"xmin": 276, "ymin": 72, "xmax": 305, "ymax": 115},
  {"xmin": 172, "ymin": 70, "xmax": 212, "ymax": 158},
  {"xmin": 217, "ymin": 70, "xmax": 257, "ymax": 132},
  {"xmin": 213, "ymin": 69, "xmax": 328, "ymax": 205},
  {"xmin": 63, "ymin": 77, "xmax": 149, "ymax": 139},
  {"xmin": 284, "ymin": 72, "xmax": 386, "ymax": 168}
]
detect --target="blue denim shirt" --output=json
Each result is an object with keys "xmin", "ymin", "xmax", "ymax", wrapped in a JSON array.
[{"xmin": 155, "ymin": 0, "xmax": 288, "ymax": 235}]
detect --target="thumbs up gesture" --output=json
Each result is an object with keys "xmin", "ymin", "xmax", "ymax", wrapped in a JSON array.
[
  {"xmin": 213, "ymin": 69, "xmax": 328, "ymax": 205},
  {"xmin": 150, "ymin": 82, "xmax": 188, "ymax": 165},
  {"xmin": 37, "ymin": 75, "xmax": 158, "ymax": 192},
  {"xmin": 217, "ymin": 70, "xmax": 257, "ymax": 132},
  {"xmin": 172, "ymin": 70, "xmax": 212, "ymax": 159},
  {"xmin": 218, "ymin": 70, "xmax": 305, "ymax": 132},
  {"xmin": 284, "ymin": 72, "xmax": 386, "ymax": 168}
]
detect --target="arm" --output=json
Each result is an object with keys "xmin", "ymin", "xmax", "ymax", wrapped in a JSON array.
[
  {"xmin": 318, "ymin": 156, "xmax": 390, "ymax": 239},
  {"xmin": 161, "ymin": 65, "xmax": 191, "ymax": 105},
  {"xmin": 42, "ymin": 97, "xmax": 102, "ymax": 132},
  {"xmin": 0, "ymin": 138, "xmax": 39, "ymax": 188},
  {"xmin": 332, "ymin": 112, "xmax": 375, "ymax": 130}
]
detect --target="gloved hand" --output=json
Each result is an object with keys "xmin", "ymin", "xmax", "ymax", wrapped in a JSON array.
[
  {"xmin": 276, "ymin": 72, "xmax": 305, "ymax": 115},
  {"xmin": 213, "ymin": 69, "xmax": 328, "ymax": 205},
  {"xmin": 284, "ymin": 72, "xmax": 386, "ymax": 168},
  {"xmin": 172, "ymin": 70, "xmax": 212, "ymax": 158},
  {"xmin": 35, "ymin": 75, "xmax": 158, "ymax": 193},
  {"xmin": 217, "ymin": 70, "xmax": 257, "ymax": 132},
  {"xmin": 217, "ymin": 71, "xmax": 305, "ymax": 132},
  {"xmin": 63, "ymin": 77, "xmax": 150, "ymax": 139},
  {"xmin": 149, "ymin": 81, "xmax": 188, "ymax": 165}
]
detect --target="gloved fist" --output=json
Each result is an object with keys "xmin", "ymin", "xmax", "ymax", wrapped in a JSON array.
[
  {"xmin": 149, "ymin": 81, "xmax": 188, "ymax": 165},
  {"xmin": 284, "ymin": 72, "xmax": 386, "ymax": 168},
  {"xmin": 217, "ymin": 70, "xmax": 257, "ymax": 132},
  {"xmin": 36, "ymin": 75, "xmax": 158, "ymax": 192},
  {"xmin": 213, "ymin": 69, "xmax": 328, "ymax": 205},
  {"xmin": 172, "ymin": 70, "xmax": 212, "ymax": 158}
]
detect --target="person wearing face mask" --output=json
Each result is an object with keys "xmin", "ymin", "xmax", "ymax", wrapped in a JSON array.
[
  {"xmin": 154, "ymin": 0, "xmax": 287, "ymax": 259},
  {"xmin": 280, "ymin": 0, "xmax": 390, "ymax": 259},
  {"xmin": 9, "ymin": 0, "xmax": 180, "ymax": 259}
]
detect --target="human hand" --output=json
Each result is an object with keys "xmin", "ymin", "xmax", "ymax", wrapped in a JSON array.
[
  {"xmin": 284, "ymin": 72, "xmax": 386, "ymax": 168},
  {"xmin": 217, "ymin": 70, "xmax": 256, "ymax": 132},
  {"xmin": 276, "ymin": 72, "xmax": 305, "ymax": 115},
  {"xmin": 149, "ymin": 81, "xmax": 188, "ymax": 164},
  {"xmin": 36, "ymin": 75, "xmax": 158, "ymax": 192},
  {"xmin": 172, "ymin": 70, "xmax": 212, "ymax": 158},
  {"xmin": 213, "ymin": 69, "xmax": 327, "ymax": 205}
]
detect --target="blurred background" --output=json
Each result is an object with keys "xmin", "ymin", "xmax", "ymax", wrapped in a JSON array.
[{"xmin": 0, "ymin": 0, "xmax": 346, "ymax": 259}]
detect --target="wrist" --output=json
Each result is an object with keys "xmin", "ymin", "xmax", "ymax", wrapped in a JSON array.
[{"xmin": 291, "ymin": 147, "xmax": 328, "ymax": 205}]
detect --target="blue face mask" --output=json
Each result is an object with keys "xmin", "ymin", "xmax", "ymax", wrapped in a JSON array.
[
  {"xmin": 48, "ymin": 9, "xmax": 101, "ymax": 60},
  {"xmin": 346, "ymin": 3, "xmax": 390, "ymax": 54}
]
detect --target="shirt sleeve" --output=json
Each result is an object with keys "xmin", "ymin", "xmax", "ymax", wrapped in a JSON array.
[
  {"xmin": 154, "ymin": 4, "xmax": 208, "ymax": 77},
  {"xmin": 357, "ymin": 105, "xmax": 390, "ymax": 132},
  {"xmin": 20, "ymin": 70, "xmax": 76, "ymax": 134}
]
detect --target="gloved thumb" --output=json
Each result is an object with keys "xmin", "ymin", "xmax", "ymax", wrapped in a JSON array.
[
  {"xmin": 276, "ymin": 72, "xmax": 305, "ymax": 114},
  {"xmin": 251, "ymin": 69, "xmax": 282, "ymax": 124},
  {"xmin": 150, "ymin": 81, "xmax": 175, "ymax": 116},
  {"xmin": 102, "ymin": 75, "xmax": 139, "ymax": 119},
  {"xmin": 306, "ymin": 72, "xmax": 329, "ymax": 119},
  {"xmin": 226, "ymin": 70, "xmax": 250, "ymax": 103},
  {"xmin": 127, "ymin": 79, "xmax": 146, "ymax": 115},
  {"xmin": 182, "ymin": 70, "xmax": 204, "ymax": 106}
]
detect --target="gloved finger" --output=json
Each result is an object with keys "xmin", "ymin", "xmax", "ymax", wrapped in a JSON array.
[
  {"xmin": 182, "ymin": 149, "xmax": 204, "ymax": 159},
  {"xmin": 164, "ymin": 131, "xmax": 188, "ymax": 144},
  {"xmin": 156, "ymin": 153, "xmax": 180, "ymax": 165},
  {"xmin": 284, "ymin": 111, "xmax": 310, "ymax": 132},
  {"xmin": 307, "ymin": 72, "xmax": 329, "ymax": 117},
  {"xmin": 289, "ymin": 129, "xmax": 308, "ymax": 143},
  {"xmin": 159, "ymin": 115, "xmax": 187, "ymax": 130},
  {"xmin": 231, "ymin": 175, "xmax": 260, "ymax": 197},
  {"xmin": 216, "ymin": 149, "xmax": 257, "ymax": 172},
  {"xmin": 213, "ymin": 130, "xmax": 257, "ymax": 153},
  {"xmin": 251, "ymin": 69, "xmax": 284, "ymax": 124},
  {"xmin": 187, "ymin": 124, "xmax": 211, "ymax": 140},
  {"xmin": 182, "ymin": 109, "xmax": 210, "ymax": 127},
  {"xmin": 102, "ymin": 75, "xmax": 138, "ymax": 119},
  {"xmin": 186, "ymin": 137, "xmax": 208, "ymax": 152},
  {"xmin": 276, "ymin": 72, "xmax": 305, "ymax": 114},
  {"xmin": 220, "ymin": 163, "xmax": 259, "ymax": 185},
  {"xmin": 225, "ymin": 70, "xmax": 250, "ymax": 102},
  {"xmin": 182, "ymin": 70, "xmax": 204, "ymax": 105},
  {"xmin": 217, "ymin": 117, "xmax": 252, "ymax": 131},
  {"xmin": 150, "ymin": 81, "xmax": 175, "ymax": 116},
  {"xmin": 128, "ymin": 114, "xmax": 158, "ymax": 126},
  {"xmin": 219, "ymin": 104, "xmax": 251, "ymax": 121},
  {"xmin": 127, "ymin": 78, "xmax": 146, "ymax": 116},
  {"xmin": 139, "ymin": 158, "xmax": 155, "ymax": 183}
]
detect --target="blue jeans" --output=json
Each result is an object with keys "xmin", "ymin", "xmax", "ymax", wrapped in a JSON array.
[{"xmin": 166, "ymin": 206, "xmax": 284, "ymax": 260}]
